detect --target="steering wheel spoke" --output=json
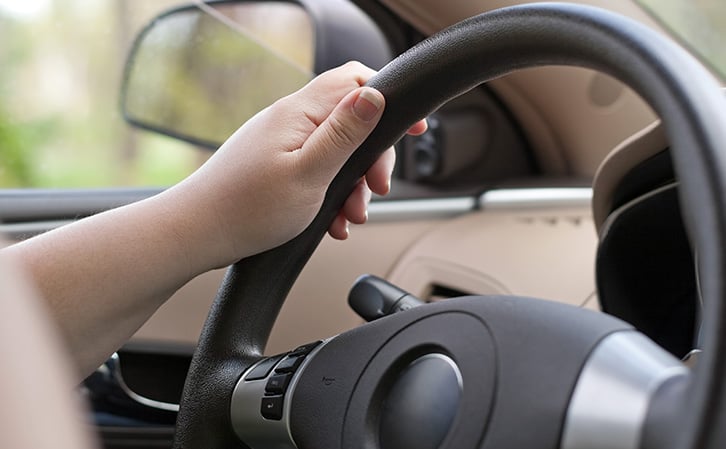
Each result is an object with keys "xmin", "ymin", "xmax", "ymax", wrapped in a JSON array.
[{"xmin": 229, "ymin": 295, "xmax": 681, "ymax": 449}]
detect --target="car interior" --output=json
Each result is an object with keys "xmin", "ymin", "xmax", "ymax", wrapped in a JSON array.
[{"xmin": 1, "ymin": 0, "xmax": 725, "ymax": 448}]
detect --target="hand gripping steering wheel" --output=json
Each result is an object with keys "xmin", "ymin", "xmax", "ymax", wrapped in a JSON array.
[{"xmin": 172, "ymin": 3, "xmax": 726, "ymax": 449}]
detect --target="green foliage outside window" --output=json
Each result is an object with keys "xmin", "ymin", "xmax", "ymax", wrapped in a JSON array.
[{"xmin": 0, "ymin": 0, "xmax": 312, "ymax": 189}]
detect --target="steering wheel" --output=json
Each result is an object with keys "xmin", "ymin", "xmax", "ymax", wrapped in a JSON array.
[{"xmin": 173, "ymin": 3, "xmax": 726, "ymax": 449}]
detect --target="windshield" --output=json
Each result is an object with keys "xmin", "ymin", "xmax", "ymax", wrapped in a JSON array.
[{"xmin": 636, "ymin": 0, "xmax": 726, "ymax": 80}]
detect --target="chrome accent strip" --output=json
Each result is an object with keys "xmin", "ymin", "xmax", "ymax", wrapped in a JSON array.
[
  {"xmin": 480, "ymin": 188, "xmax": 592, "ymax": 210},
  {"xmin": 2, "ymin": 189, "xmax": 592, "ymax": 236},
  {"xmin": 2, "ymin": 198, "xmax": 478, "ymax": 235},
  {"xmin": 230, "ymin": 339, "xmax": 330, "ymax": 449},
  {"xmin": 108, "ymin": 353, "xmax": 180, "ymax": 412},
  {"xmin": 0, "ymin": 187, "xmax": 161, "ymax": 221},
  {"xmin": 368, "ymin": 197, "xmax": 477, "ymax": 222},
  {"xmin": 368, "ymin": 188, "xmax": 592, "ymax": 223},
  {"xmin": 561, "ymin": 331, "xmax": 688, "ymax": 449}
]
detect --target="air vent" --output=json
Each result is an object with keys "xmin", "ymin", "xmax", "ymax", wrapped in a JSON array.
[{"xmin": 428, "ymin": 284, "xmax": 472, "ymax": 302}]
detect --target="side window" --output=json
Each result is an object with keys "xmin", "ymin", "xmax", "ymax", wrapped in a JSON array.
[{"xmin": 0, "ymin": 0, "xmax": 314, "ymax": 189}]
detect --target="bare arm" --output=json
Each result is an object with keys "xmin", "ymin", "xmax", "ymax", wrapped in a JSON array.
[
  {"xmin": 3, "ymin": 62, "xmax": 425, "ymax": 377},
  {"xmin": 0, "ymin": 247, "xmax": 97, "ymax": 449},
  {"xmin": 3, "ymin": 191, "xmax": 209, "ymax": 376}
]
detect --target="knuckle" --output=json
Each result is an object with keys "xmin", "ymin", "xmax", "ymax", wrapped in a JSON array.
[
  {"xmin": 325, "ymin": 61, "xmax": 375, "ymax": 85},
  {"xmin": 324, "ymin": 114, "xmax": 360, "ymax": 149},
  {"xmin": 342, "ymin": 60, "xmax": 364, "ymax": 70}
]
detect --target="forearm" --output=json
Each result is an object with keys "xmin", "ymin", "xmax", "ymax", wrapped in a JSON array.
[
  {"xmin": 3, "ymin": 189, "xmax": 214, "ymax": 377},
  {"xmin": 0, "ymin": 64, "xmax": 405, "ymax": 381}
]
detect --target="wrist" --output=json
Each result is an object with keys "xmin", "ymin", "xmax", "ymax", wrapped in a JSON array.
[{"xmin": 154, "ymin": 180, "xmax": 249, "ymax": 276}]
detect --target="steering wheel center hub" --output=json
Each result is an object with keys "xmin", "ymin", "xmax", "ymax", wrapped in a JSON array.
[{"xmin": 379, "ymin": 353, "xmax": 463, "ymax": 449}]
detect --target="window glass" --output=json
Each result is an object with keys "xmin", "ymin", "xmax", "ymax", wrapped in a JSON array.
[
  {"xmin": 123, "ymin": 2, "xmax": 313, "ymax": 149},
  {"xmin": 636, "ymin": 0, "xmax": 726, "ymax": 80},
  {"xmin": 0, "ymin": 0, "xmax": 314, "ymax": 188}
]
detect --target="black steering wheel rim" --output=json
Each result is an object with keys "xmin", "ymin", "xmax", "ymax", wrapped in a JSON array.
[{"xmin": 173, "ymin": 3, "xmax": 726, "ymax": 449}]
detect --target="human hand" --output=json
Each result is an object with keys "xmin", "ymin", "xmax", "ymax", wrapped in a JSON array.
[{"xmin": 169, "ymin": 62, "xmax": 426, "ymax": 270}]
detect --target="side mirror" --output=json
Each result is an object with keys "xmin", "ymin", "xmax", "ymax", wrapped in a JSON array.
[{"xmin": 121, "ymin": 0, "xmax": 392, "ymax": 150}]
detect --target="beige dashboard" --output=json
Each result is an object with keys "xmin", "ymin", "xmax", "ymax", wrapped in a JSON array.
[
  {"xmin": 387, "ymin": 201, "xmax": 597, "ymax": 308},
  {"xmin": 132, "ymin": 189, "xmax": 600, "ymax": 354}
]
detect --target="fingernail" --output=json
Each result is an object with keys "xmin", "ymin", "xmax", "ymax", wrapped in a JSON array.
[{"xmin": 353, "ymin": 87, "xmax": 383, "ymax": 122}]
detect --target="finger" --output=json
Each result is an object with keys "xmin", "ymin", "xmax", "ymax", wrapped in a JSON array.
[
  {"xmin": 365, "ymin": 148, "xmax": 396, "ymax": 196},
  {"xmin": 407, "ymin": 119, "xmax": 428, "ymax": 136},
  {"xmin": 295, "ymin": 86, "xmax": 385, "ymax": 185},
  {"xmin": 342, "ymin": 179, "xmax": 372, "ymax": 225},
  {"xmin": 309, "ymin": 61, "xmax": 377, "ymax": 90},
  {"xmin": 289, "ymin": 61, "xmax": 378, "ymax": 126},
  {"xmin": 328, "ymin": 212, "xmax": 350, "ymax": 240}
]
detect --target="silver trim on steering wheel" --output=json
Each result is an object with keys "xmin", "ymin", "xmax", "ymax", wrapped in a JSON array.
[
  {"xmin": 561, "ymin": 331, "xmax": 688, "ymax": 449},
  {"xmin": 230, "ymin": 339, "xmax": 330, "ymax": 449}
]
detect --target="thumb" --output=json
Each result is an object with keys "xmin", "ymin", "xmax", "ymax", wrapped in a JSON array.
[{"xmin": 297, "ymin": 86, "xmax": 385, "ymax": 183}]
